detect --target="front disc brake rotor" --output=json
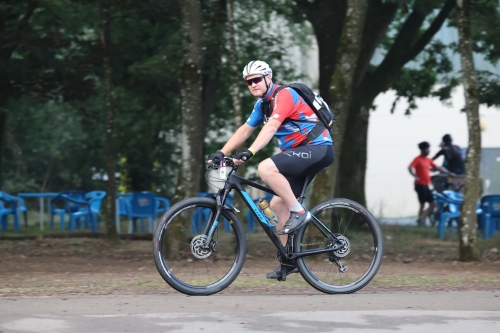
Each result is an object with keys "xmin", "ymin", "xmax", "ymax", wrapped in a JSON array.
[{"xmin": 190, "ymin": 235, "xmax": 212, "ymax": 259}]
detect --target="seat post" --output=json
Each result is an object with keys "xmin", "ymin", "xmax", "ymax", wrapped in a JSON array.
[{"xmin": 298, "ymin": 175, "xmax": 312, "ymax": 205}]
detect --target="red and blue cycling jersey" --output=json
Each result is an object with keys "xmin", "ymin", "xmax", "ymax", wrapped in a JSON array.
[{"xmin": 246, "ymin": 84, "xmax": 333, "ymax": 150}]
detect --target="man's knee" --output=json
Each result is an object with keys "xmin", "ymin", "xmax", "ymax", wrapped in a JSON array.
[{"xmin": 258, "ymin": 159, "xmax": 278, "ymax": 177}]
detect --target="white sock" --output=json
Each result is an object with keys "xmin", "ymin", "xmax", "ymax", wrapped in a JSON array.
[{"xmin": 288, "ymin": 203, "xmax": 304, "ymax": 213}]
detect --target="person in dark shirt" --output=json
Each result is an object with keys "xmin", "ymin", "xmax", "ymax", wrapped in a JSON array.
[
  {"xmin": 432, "ymin": 134, "xmax": 465, "ymax": 176},
  {"xmin": 409, "ymin": 141, "xmax": 455, "ymax": 226}
]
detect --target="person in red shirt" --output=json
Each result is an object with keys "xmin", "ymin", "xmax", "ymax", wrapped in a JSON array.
[{"xmin": 408, "ymin": 141, "xmax": 454, "ymax": 226}]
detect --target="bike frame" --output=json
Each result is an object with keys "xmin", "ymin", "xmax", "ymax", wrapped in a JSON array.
[{"xmin": 205, "ymin": 163, "xmax": 341, "ymax": 260}]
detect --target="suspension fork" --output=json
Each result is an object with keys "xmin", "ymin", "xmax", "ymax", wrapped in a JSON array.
[{"xmin": 202, "ymin": 189, "xmax": 230, "ymax": 248}]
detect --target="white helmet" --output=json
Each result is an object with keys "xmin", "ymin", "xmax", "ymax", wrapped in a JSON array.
[{"xmin": 242, "ymin": 60, "xmax": 272, "ymax": 79}]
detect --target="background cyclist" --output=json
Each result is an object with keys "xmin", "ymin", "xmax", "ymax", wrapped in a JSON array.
[
  {"xmin": 207, "ymin": 60, "xmax": 334, "ymax": 279},
  {"xmin": 432, "ymin": 133, "xmax": 465, "ymax": 176}
]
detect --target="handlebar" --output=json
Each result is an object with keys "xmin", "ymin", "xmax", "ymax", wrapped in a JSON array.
[{"xmin": 208, "ymin": 157, "xmax": 239, "ymax": 171}]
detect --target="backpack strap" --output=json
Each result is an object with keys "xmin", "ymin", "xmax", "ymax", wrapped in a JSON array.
[
  {"xmin": 296, "ymin": 123, "xmax": 325, "ymax": 146},
  {"xmin": 261, "ymin": 85, "xmax": 286, "ymax": 120}
]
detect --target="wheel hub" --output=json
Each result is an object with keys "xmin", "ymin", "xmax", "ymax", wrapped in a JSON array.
[{"xmin": 190, "ymin": 235, "xmax": 212, "ymax": 259}]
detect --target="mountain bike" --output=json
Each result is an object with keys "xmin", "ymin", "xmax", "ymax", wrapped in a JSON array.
[{"xmin": 153, "ymin": 157, "xmax": 384, "ymax": 296}]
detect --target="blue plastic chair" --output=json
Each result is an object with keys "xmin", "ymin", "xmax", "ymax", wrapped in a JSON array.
[
  {"xmin": 478, "ymin": 195, "xmax": 500, "ymax": 240},
  {"xmin": 116, "ymin": 193, "xmax": 132, "ymax": 217},
  {"xmin": 434, "ymin": 191, "xmax": 463, "ymax": 239},
  {"xmin": 127, "ymin": 192, "xmax": 156, "ymax": 233},
  {"xmin": 114, "ymin": 193, "xmax": 133, "ymax": 234},
  {"xmin": 0, "ymin": 191, "xmax": 28, "ymax": 232},
  {"xmin": 61, "ymin": 191, "xmax": 106, "ymax": 232},
  {"xmin": 50, "ymin": 191, "xmax": 85, "ymax": 230},
  {"xmin": 246, "ymin": 193, "xmax": 274, "ymax": 231},
  {"xmin": 156, "ymin": 197, "xmax": 171, "ymax": 216},
  {"xmin": 0, "ymin": 200, "xmax": 13, "ymax": 231}
]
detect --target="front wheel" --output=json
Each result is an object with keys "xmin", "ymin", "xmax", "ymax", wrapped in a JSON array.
[
  {"xmin": 294, "ymin": 198, "xmax": 384, "ymax": 294},
  {"xmin": 153, "ymin": 197, "xmax": 247, "ymax": 295}
]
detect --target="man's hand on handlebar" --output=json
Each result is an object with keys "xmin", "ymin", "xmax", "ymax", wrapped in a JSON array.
[
  {"xmin": 207, "ymin": 151, "xmax": 225, "ymax": 165},
  {"xmin": 233, "ymin": 150, "xmax": 253, "ymax": 165}
]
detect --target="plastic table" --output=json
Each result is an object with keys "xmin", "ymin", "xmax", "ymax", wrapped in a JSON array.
[{"xmin": 18, "ymin": 193, "xmax": 59, "ymax": 230}]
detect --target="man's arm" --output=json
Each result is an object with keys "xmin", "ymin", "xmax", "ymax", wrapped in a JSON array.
[
  {"xmin": 436, "ymin": 165, "xmax": 456, "ymax": 177},
  {"xmin": 220, "ymin": 123, "xmax": 256, "ymax": 156},
  {"xmin": 408, "ymin": 165, "xmax": 419, "ymax": 181},
  {"xmin": 432, "ymin": 148, "xmax": 444, "ymax": 160},
  {"xmin": 248, "ymin": 119, "xmax": 280, "ymax": 152}
]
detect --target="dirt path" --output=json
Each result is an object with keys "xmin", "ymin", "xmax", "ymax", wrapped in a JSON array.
[{"xmin": 1, "ymin": 237, "xmax": 499, "ymax": 297}]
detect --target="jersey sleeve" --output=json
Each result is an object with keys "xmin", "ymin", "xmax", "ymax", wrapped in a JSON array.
[
  {"xmin": 410, "ymin": 157, "xmax": 419, "ymax": 168},
  {"xmin": 245, "ymin": 100, "xmax": 264, "ymax": 128},
  {"xmin": 269, "ymin": 88, "xmax": 296, "ymax": 123}
]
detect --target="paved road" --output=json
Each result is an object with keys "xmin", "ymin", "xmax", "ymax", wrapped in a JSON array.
[{"xmin": 1, "ymin": 291, "xmax": 500, "ymax": 332}]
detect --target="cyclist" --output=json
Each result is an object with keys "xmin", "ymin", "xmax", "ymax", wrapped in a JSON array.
[
  {"xmin": 408, "ymin": 141, "xmax": 455, "ymax": 226},
  {"xmin": 432, "ymin": 134, "xmax": 465, "ymax": 176},
  {"xmin": 207, "ymin": 60, "xmax": 334, "ymax": 279}
]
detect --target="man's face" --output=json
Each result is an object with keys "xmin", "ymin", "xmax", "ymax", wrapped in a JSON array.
[
  {"xmin": 421, "ymin": 147, "xmax": 430, "ymax": 156},
  {"xmin": 245, "ymin": 74, "xmax": 271, "ymax": 98}
]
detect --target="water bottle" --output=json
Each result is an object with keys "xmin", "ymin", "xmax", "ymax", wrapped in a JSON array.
[{"xmin": 257, "ymin": 199, "xmax": 277, "ymax": 225}]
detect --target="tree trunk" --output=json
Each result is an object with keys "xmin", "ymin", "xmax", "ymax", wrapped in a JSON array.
[
  {"xmin": 456, "ymin": 0, "xmax": 480, "ymax": 261},
  {"xmin": 172, "ymin": 0, "xmax": 203, "ymax": 204},
  {"xmin": 295, "ymin": 0, "xmax": 346, "ymax": 101},
  {"xmin": 0, "ymin": 109, "xmax": 6, "ymax": 185},
  {"xmin": 100, "ymin": 6, "xmax": 119, "ymax": 240},
  {"xmin": 199, "ymin": 0, "xmax": 226, "ymax": 191},
  {"xmin": 310, "ymin": 0, "xmax": 367, "ymax": 206},
  {"xmin": 226, "ymin": 0, "xmax": 247, "ymax": 214},
  {"xmin": 0, "ymin": 1, "xmax": 38, "ymax": 186},
  {"xmin": 227, "ymin": 0, "xmax": 241, "ymax": 128},
  {"xmin": 335, "ymin": 95, "xmax": 372, "ymax": 205}
]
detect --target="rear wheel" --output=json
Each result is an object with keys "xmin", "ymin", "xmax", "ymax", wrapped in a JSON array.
[
  {"xmin": 153, "ymin": 197, "xmax": 246, "ymax": 295},
  {"xmin": 294, "ymin": 198, "xmax": 384, "ymax": 294}
]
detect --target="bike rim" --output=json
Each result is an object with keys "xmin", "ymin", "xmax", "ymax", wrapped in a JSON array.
[
  {"xmin": 156, "ymin": 203, "xmax": 241, "ymax": 289},
  {"xmin": 298, "ymin": 202, "xmax": 381, "ymax": 291}
]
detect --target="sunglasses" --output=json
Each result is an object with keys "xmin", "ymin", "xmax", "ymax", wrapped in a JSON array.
[{"xmin": 245, "ymin": 76, "xmax": 264, "ymax": 86}]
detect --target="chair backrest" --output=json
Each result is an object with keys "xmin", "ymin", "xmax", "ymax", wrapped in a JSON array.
[
  {"xmin": 85, "ymin": 191, "xmax": 107, "ymax": 212},
  {"xmin": 0, "ymin": 191, "xmax": 22, "ymax": 208},
  {"xmin": 481, "ymin": 195, "xmax": 500, "ymax": 217},
  {"xmin": 155, "ymin": 197, "xmax": 171, "ymax": 212},
  {"xmin": 117, "ymin": 193, "xmax": 132, "ymax": 215},
  {"xmin": 60, "ymin": 190, "xmax": 85, "ymax": 212},
  {"xmin": 129, "ymin": 192, "xmax": 156, "ymax": 217},
  {"xmin": 443, "ymin": 190, "xmax": 463, "ymax": 213}
]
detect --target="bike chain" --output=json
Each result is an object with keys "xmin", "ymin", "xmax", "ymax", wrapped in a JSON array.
[{"xmin": 300, "ymin": 241, "xmax": 324, "ymax": 247}]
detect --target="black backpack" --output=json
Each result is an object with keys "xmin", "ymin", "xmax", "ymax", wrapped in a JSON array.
[{"xmin": 261, "ymin": 83, "xmax": 335, "ymax": 145}]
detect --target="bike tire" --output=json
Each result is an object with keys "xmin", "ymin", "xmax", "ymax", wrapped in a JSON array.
[
  {"xmin": 153, "ymin": 196, "xmax": 247, "ymax": 296},
  {"xmin": 294, "ymin": 198, "xmax": 384, "ymax": 294}
]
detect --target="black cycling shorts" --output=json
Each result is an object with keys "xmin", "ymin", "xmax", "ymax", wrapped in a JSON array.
[
  {"xmin": 414, "ymin": 184, "xmax": 434, "ymax": 204},
  {"xmin": 271, "ymin": 145, "xmax": 334, "ymax": 198}
]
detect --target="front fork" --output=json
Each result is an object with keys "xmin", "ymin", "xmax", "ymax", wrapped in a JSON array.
[{"xmin": 202, "ymin": 191, "xmax": 229, "ymax": 249}]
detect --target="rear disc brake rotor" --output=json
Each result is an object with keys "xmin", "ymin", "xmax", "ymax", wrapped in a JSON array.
[{"xmin": 326, "ymin": 234, "xmax": 350, "ymax": 258}]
